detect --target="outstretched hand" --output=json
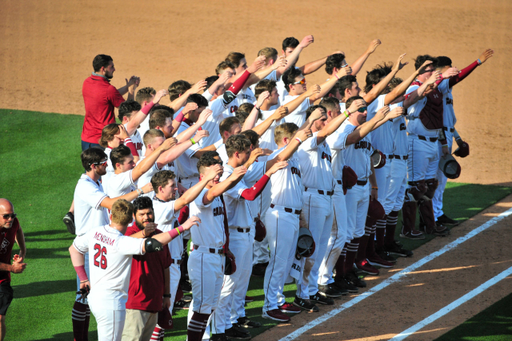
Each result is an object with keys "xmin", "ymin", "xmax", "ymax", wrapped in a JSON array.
[
  {"xmin": 366, "ymin": 39, "xmax": 381, "ymax": 54},
  {"xmin": 479, "ymin": 49, "xmax": 494, "ymax": 64},
  {"xmin": 393, "ymin": 53, "xmax": 408, "ymax": 72},
  {"xmin": 247, "ymin": 56, "xmax": 266, "ymax": 73}
]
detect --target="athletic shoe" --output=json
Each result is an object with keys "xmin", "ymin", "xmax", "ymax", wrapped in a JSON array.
[
  {"xmin": 318, "ymin": 283, "xmax": 345, "ymax": 297},
  {"xmin": 431, "ymin": 223, "xmax": 450, "ymax": 236},
  {"xmin": 309, "ymin": 292, "xmax": 334, "ymax": 305},
  {"xmin": 180, "ymin": 280, "xmax": 192, "ymax": 293},
  {"xmin": 211, "ymin": 333, "xmax": 229, "ymax": 341},
  {"xmin": 63, "ymin": 212, "xmax": 75, "ymax": 235},
  {"xmin": 293, "ymin": 296, "xmax": 320, "ymax": 312},
  {"xmin": 384, "ymin": 241, "xmax": 413, "ymax": 257},
  {"xmin": 262, "ymin": 309, "xmax": 290, "ymax": 322},
  {"xmin": 355, "ymin": 260, "xmax": 380, "ymax": 276},
  {"xmin": 252, "ymin": 262, "xmax": 268, "ymax": 277},
  {"xmin": 334, "ymin": 277, "xmax": 358, "ymax": 293},
  {"xmin": 367, "ymin": 255, "xmax": 395, "ymax": 268},
  {"xmin": 237, "ymin": 316, "xmax": 262, "ymax": 329},
  {"xmin": 225, "ymin": 325, "xmax": 251, "ymax": 340},
  {"xmin": 345, "ymin": 271, "xmax": 367, "ymax": 288},
  {"xmin": 173, "ymin": 299, "xmax": 189, "ymax": 310},
  {"xmin": 400, "ymin": 229, "xmax": 425, "ymax": 240},
  {"xmin": 279, "ymin": 302, "xmax": 301, "ymax": 314},
  {"xmin": 375, "ymin": 249, "xmax": 397, "ymax": 264},
  {"xmin": 437, "ymin": 214, "xmax": 459, "ymax": 227},
  {"xmin": 245, "ymin": 295, "xmax": 255, "ymax": 303}
]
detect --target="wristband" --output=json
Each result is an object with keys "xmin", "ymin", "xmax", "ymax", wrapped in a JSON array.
[
  {"xmin": 295, "ymin": 137, "xmax": 303, "ymax": 144},
  {"xmin": 163, "ymin": 294, "xmax": 171, "ymax": 298},
  {"xmin": 74, "ymin": 266, "xmax": 88, "ymax": 282},
  {"xmin": 175, "ymin": 227, "xmax": 181, "ymax": 235},
  {"xmin": 175, "ymin": 112, "xmax": 185, "ymax": 123},
  {"xmin": 477, "ymin": 58, "xmax": 482, "ymax": 65},
  {"xmin": 344, "ymin": 110, "xmax": 350, "ymax": 118},
  {"xmin": 442, "ymin": 144, "xmax": 448, "ymax": 147},
  {"xmin": 137, "ymin": 188, "xmax": 144, "ymax": 197},
  {"xmin": 255, "ymin": 106, "xmax": 261, "ymax": 111},
  {"xmin": 80, "ymin": 280, "xmax": 89, "ymax": 283},
  {"xmin": 142, "ymin": 101, "xmax": 155, "ymax": 115},
  {"xmin": 335, "ymin": 74, "xmax": 339, "ymax": 80},
  {"xmin": 372, "ymin": 186, "xmax": 378, "ymax": 190},
  {"xmin": 190, "ymin": 138, "xmax": 196, "ymax": 145}
]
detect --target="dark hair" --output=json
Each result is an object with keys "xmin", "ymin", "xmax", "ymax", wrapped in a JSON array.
[
  {"xmin": 345, "ymin": 95, "xmax": 365, "ymax": 109},
  {"xmin": 99, "ymin": 123, "xmax": 121, "ymax": 148},
  {"xmin": 118, "ymin": 100, "xmax": 142, "ymax": 122},
  {"xmin": 364, "ymin": 63, "xmax": 392, "ymax": 93},
  {"xmin": 205, "ymin": 75, "xmax": 219, "ymax": 90},
  {"xmin": 325, "ymin": 53, "xmax": 346, "ymax": 75},
  {"xmin": 92, "ymin": 54, "xmax": 113, "ymax": 72},
  {"xmin": 151, "ymin": 170, "xmax": 176, "ymax": 194},
  {"xmin": 282, "ymin": 37, "xmax": 299, "ymax": 51},
  {"xmin": 168, "ymin": 80, "xmax": 191, "ymax": 101},
  {"xmin": 149, "ymin": 104, "xmax": 173, "ymax": 117},
  {"xmin": 187, "ymin": 93, "xmax": 208, "ymax": 108},
  {"xmin": 338, "ymin": 75, "xmax": 358, "ymax": 96},
  {"xmin": 135, "ymin": 87, "xmax": 156, "ymax": 104},
  {"xmin": 436, "ymin": 56, "xmax": 452, "ymax": 68},
  {"xmin": 283, "ymin": 67, "xmax": 303, "ymax": 92},
  {"xmin": 326, "ymin": 83, "xmax": 340, "ymax": 98},
  {"xmin": 133, "ymin": 196, "xmax": 153, "ymax": 214},
  {"xmin": 81, "ymin": 147, "xmax": 107, "ymax": 172},
  {"xmin": 414, "ymin": 55, "xmax": 438, "ymax": 70},
  {"xmin": 219, "ymin": 117, "xmax": 241, "ymax": 136},
  {"xmin": 110, "ymin": 145, "xmax": 131, "ymax": 170},
  {"xmin": 225, "ymin": 135, "xmax": 251, "ymax": 158},
  {"xmin": 149, "ymin": 109, "xmax": 172, "ymax": 130},
  {"xmin": 254, "ymin": 79, "xmax": 277, "ymax": 99},
  {"xmin": 216, "ymin": 61, "xmax": 236, "ymax": 76},
  {"xmin": 225, "ymin": 52, "xmax": 246, "ymax": 68},
  {"xmin": 235, "ymin": 103, "xmax": 254, "ymax": 124},
  {"xmin": 388, "ymin": 77, "xmax": 403, "ymax": 91},
  {"xmin": 240, "ymin": 130, "xmax": 259, "ymax": 146},
  {"xmin": 305, "ymin": 105, "xmax": 326, "ymax": 120},
  {"xmin": 197, "ymin": 152, "xmax": 222, "ymax": 174},
  {"xmin": 319, "ymin": 97, "xmax": 340, "ymax": 112}
]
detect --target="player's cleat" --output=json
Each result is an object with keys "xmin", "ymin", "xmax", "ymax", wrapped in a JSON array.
[
  {"xmin": 210, "ymin": 333, "xmax": 229, "ymax": 341},
  {"xmin": 334, "ymin": 276, "xmax": 358, "ymax": 293},
  {"xmin": 237, "ymin": 316, "xmax": 262, "ymax": 329},
  {"xmin": 318, "ymin": 284, "xmax": 346, "ymax": 297},
  {"xmin": 384, "ymin": 241, "xmax": 413, "ymax": 257},
  {"xmin": 400, "ymin": 229, "xmax": 425, "ymax": 240},
  {"xmin": 293, "ymin": 296, "xmax": 319, "ymax": 312},
  {"xmin": 252, "ymin": 262, "xmax": 268, "ymax": 277},
  {"xmin": 244, "ymin": 295, "xmax": 255, "ymax": 303},
  {"xmin": 355, "ymin": 260, "xmax": 380, "ymax": 276},
  {"xmin": 63, "ymin": 212, "xmax": 76, "ymax": 235},
  {"xmin": 431, "ymin": 223, "xmax": 450, "ymax": 236},
  {"xmin": 367, "ymin": 255, "xmax": 395, "ymax": 268},
  {"xmin": 345, "ymin": 270, "xmax": 367, "ymax": 288},
  {"xmin": 278, "ymin": 302, "xmax": 301, "ymax": 314},
  {"xmin": 225, "ymin": 325, "xmax": 251, "ymax": 340},
  {"xmin": 309, "ymin": 292, "xmax": 334, "ymax": 305},
  {"xmin": 375, "ymin": 248, "xmax": 397, "ymax": 264},
  {"xmin": 262, "ymin": 309, "xmax": 290, "ymax": 323},
  {"xmin": 173, "ymin": 299, "xmax": 190, "ymax": 310},
  {"xmin": 180, "ymin": 279, "xmax": 192, "ymax": 293},
  {"xmin": 436, "ymin": 214, "xmax": 459, "ymax": 227}
]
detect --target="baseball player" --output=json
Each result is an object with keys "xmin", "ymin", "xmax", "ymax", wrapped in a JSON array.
[{"xmin": 69, "ymin": 199, "xmax": 199, "ymax": 341}]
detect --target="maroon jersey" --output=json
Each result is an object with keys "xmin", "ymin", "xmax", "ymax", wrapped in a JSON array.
[
  {"xmin": 0, "ymin": 218, "xmax": 20, "ymax": 284},
  {"xmin": 411, "ymin": 80, "xmax": 444, "ymax": 130}
]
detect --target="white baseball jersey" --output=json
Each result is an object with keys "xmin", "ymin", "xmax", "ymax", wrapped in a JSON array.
[
  {"xmin": 297, "ymin": 132, "xmax": 335, "ymax": 190},
  {"xmin": 136, "ymin": 156, "xmax": 168, "ymax": 198},
  {"xmin": 198, "ymin": 96, "xmax": 235, "ymax": 148},
  {"xmin": 338, "ymin": 120, "xmax": 373, "ymax": 181},
  {"xmin": 74, "ymin": 174, "xmax": 109, "ymax": 236},
  {"xmin": 137, "ymin": 116, "xmax": 150, "ymax": 144},
  {"xmin": 406, "ymin": 79, "xmax": 450, "ymax": 137},
  {"xmin": 249, "ymin": 70, "xmax": 278, "ymax": 96},
  {"xmin": 124, "ymin": 123, "xmax": 144, "ymax": 157},
  {"xmin": 281, "ymin": 95, "xmax": 310, "ymax": 128},
  {"xmin": 267, "ymin": 147, "xmax": 303, "ymax": 209},
  {"xmin": 390, "ymin": 102, "xmax": 408, "ymax": 157},
  {"xmin": 442, "ymin": 86, "xmax": 456, "ymax": 128},
  {"xmin": 367, "ymin": 95, "xmax": 394, "ymax": 155},
  {"xmin": 325, "ymin": 121, "xmax": 347, "ymax": 182},
  {"xmin": 237, "ymin": 87, "xmax": 256, "ymax": 105},
  {"xmin": 173, "ymin": 121, "xmax": 201, "ymax": 179},
  {"xmin": 102, "ymin": 147, "xmax": 115, "ymax": 184},
  {"xmin": 220, "ymin": 165, "xmax": 254, "ymax": 228},
  {"xmin": 244, "ymin": 160, "xmax": 270, "ymax": 218},
  {"xmin": 73, "ymin": 225, "xmax": 144, "ymax": 309},
  {"xmin": 104, "ymin": 170, "xmax": 136, "ymax": 198},
  {"xmin": 216, "ymin": 142, "xmax": 229, "ymax": 165},
  {"xmin": 189, "ymin": 188, "xmax": 226, "ymax": 248},
  {"xmin": 256, "ymin": 109, "xmax": 282, "ymax": 152},
  {"xmin": 153, "ymin": 198, "xmax": 183, "ymax": 259}
]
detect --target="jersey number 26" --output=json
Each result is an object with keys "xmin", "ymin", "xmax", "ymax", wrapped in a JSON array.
[{"xmin": 93, "ymin": 244, "xmax": 107, "ymax": 269}]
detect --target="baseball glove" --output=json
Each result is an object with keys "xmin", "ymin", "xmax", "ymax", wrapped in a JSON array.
[
  {"xmin": 453, "ymin": 139, "xmax": 469, "ymax": 158},
  {"xmin": 76, "ymin": 285, "xmax": 90, "ymax": 301}
]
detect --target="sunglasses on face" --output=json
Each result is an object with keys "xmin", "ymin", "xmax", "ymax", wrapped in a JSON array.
[
  {"xmin": 2, "ymin": 214, "xmax": 16, "ymax": 220},
  {"xmin": 91, "ymin": 159, "xmax": 108, "ymax": 167},
  {"xmin": 293, "ymin": 78, "xmax": 306, "ymax": 85},
  {"xmin": 357, "ymin": 107, "xmax": 367, "ymax": 113}
]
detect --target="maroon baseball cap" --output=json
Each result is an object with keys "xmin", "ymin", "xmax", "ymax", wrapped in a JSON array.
[
  {"xmin": 158, "ymin": 308, "xmax": 173, "ymax": 330},
  {"xmin": 254, "ymin": 218, "xmax": 266, "ymax": 242},
  {"xmin": 342, "ymin": 166, "xmax": 358, "ymax": 195}
]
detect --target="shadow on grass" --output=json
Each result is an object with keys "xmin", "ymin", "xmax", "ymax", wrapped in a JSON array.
[
  {"xmin": 27, "ymin": 247, "xmax": 72, "ymax": 259},
  {"xmin": 35, "ymin": 331, "xmax": 97, "ymax": 341},
  {"xmin": 14, "ymin": 279, "xmax": 75, "ymax": 298}
]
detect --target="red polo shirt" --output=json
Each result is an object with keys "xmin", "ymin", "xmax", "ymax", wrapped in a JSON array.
[
  {"xmin": 81, "ymin": 74, "xmax": 125, "ymax": 144},
  {"xmin": 0, "ymin": 218, "xmax": 20, "ymax": 284}
]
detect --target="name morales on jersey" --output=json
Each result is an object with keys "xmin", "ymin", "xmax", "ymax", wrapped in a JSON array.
[
  {"xmin": 446, "ymin": 97, "xmax": 453, "ymax": 105},
  {"xmin": 321, "ymin": 151, "xmax": 332, "ymax": 163},
  {"xmin": 291, "ymin": 167, "xmax": 301, "ymax": 177},
  {"xmin": 354, "ymin": 140, "xmax": 372, "ymax": 151},
  {"xmin": 93, "ymin": 232, "xmax": 115, "ymax": 246},
  {"xmin": 213, "ymin": 206, "xmax": 225, "ymax": 217}
]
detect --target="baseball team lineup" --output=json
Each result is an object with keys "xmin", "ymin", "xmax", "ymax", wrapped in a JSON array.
[{"xmin": 0, "ymin": 34, "xmax": 494, "ymax": 341}]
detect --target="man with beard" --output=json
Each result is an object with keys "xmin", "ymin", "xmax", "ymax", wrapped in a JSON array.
[
  {"xmin": 81, "ymin": 54, "xmax": 140, "ymax": 150},
  {"xmin": 122, "ymin": 196, "xmax": 172, "ymax": 341}
]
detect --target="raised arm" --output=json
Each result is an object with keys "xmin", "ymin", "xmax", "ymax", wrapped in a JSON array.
[
  {"xmin": 132, "ymin": 138, "xmax": 177, "ymax": 181},
  {"xmin": 384, "ymin": 60, "xmax": 433, "ymax": 105},
  {"xmin": 403, "ymin": 71, "xmax": 442, "ymax": 108},
  {"xmin": 251, "ymin": 106, "xmax": 288, "ymax": 137},
  {"xmin": 248, "ymin": 55, "xmax": 287, "ymax": 86},
  {"xmin": 317, "ymin": 100, "xmax": 365, "ymax": 143},
  {"xmin": 242, "ymin": 92, "xmax": 269, "ymax": 131},
  {"xmin": 100, "ymin": 182, "xmax": 153, "ymax": 210},
  {"xmin": 169, "ymin": 80, "xmax": 207, "ymax": 113},
  {"xmin": 346, "ymin": 106, "xmax": 390, "ymax": 146},
  {"xmin": 156, "ymin": 130, "xmax": 209, "ymax": 169},
  {"xmin": 364, "ymin": 53, "xmax": 406, "ymax": 105},
  {"xmin": 266, "ymin": 127, "xmax": 313, "ymax": 170},
  {"xmin": 203, "ymin": 166, "xmax": 248, "ymax": 204},
  {"xmin": 125, "ymin": 89, "xmax": 167, "ymax": 135},
  {"xmin": 350, "ymin": 39, "xmax": 381, "ymax": 76},
  {"xmin": 284, "ymin": 84, "xmax": 321, "ymax": 113},
  {"xmin": 175, "ymin": 108, "xmax": 212, "ymax": 142},
  {"xmin": 449, "ymin": 49, "xmax": 493, "ymax": 87},
  {"xmin": 372, "ymin": 106, "xmax": 405, "ymax": 130},
  {"xmin": 310, "ymin": 66, "xmax": 352, "ymax": 102},
  {"xmin": 174, "ymin": 165, "xmax": 223, "ymax": 211},
  {"xmin": 283, "ymin": 35, "xmax": 315, "ymax": 72}
]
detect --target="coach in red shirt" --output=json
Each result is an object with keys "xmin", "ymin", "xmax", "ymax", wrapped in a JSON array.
[
  {"xmin": 122, "ymin": 196, "xmax": 172, "ymax": 341},
  {"xmin": 81, "ymin": 54, "xmax": 140, "ymax": 151}
]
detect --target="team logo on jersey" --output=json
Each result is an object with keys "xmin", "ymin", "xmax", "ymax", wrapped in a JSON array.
[
  {"xmin": 400, "ymin": 123, "xmax": 406, "ymax": 131},
  {"xmin": 134, "ymin": 142, "xmax": 143, "ymax": 151},
  {"xmin": 213, "ymin": 206, "xmax": 225, "ymax": 217},
  {"xmin": 354, "ymin": 141, "xmax": 372, "ymax": 151},
  {"xmin": 0, "ymin": 238, "xmax": 9, "ymax": 255},
  {"xmin": 446, "ymin": 98, "xmax": 453, "ymax": 105},
  {"xmin": 291, "ymin": 167, "xmax": 301, "ymax": 177},
  {"xmin": 230, "ymin": 105, "xmax": 239, "ymax": 113},
  {"xmin": 321, "ymin": 151, "xmax": 332, "ymax": 163}
]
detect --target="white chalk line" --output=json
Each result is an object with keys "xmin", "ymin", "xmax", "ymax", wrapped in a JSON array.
[
  {"xmin": 389, "ymin": 265, "xmax": 512, "ymax": 341},
  {"xmin": 279, "ymin": 207, "xmax": 512, "ymax": 341}
]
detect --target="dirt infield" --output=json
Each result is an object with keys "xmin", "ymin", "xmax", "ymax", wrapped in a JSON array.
[{"xmin": 2, "ymin": 0, "xmax": 511, "ymax": 339}]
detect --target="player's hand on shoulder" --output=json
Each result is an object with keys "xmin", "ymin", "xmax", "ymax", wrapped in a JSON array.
[
  {"xmin": 193, "ymin": 129, "xmax": 209, "ymax": 142},
  {"xmin": 197, "ymin": 108, "xmax": 212, "ymax": 125},
  {"xmin": 231, "ymin": 166, "xmax": 248, "ymax": 178},
  {"xmin": 268, "ymin": 161, "xmax": 288, "ymax": 175},
  {"xmin": 183, "ymin": 216, "xmax": 201, "ymax": 231}
]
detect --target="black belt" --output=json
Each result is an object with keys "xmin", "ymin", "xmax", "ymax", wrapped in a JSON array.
[
  {"xmin": 336, "ymin": 180, "xmax": 343, "ymax": 185},
  {"xmin": 270, "ymin": 203, "xmax": 301, "ymax": 215},
  {"xmin": 171, "ymin": 259, "xmax": 183, "ymax": 265},
  {"xmin": 391, "ymin": 155, "xmax": 408, "ymax": 160},
  {"xmin": 195, "ymin": 245, "xmax": 224, "ymax": 254},
  {"xmin": 236, "ymin": 227, "xmax": 250, "ymax": 233},
  {"xmin": 305, "ymin": 188, "xmax": 334, "ymax": 196},
  {"xmin": 417, "ymin": 135, "xmax": 438, "ymax": 142},
  {"xmin": 443, "ymin": 127, "xmax": 455, "ymax": 133},
  {"xmin": 356, "ymin": 180, "xmax": 367, "ymax": 186}
]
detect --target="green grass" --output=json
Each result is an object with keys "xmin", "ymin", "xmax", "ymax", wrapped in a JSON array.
[{"xmin": 1, "ymin": 108, "xmax": 511, "ymax": 340}]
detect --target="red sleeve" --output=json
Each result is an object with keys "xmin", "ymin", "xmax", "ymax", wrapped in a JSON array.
[
  {"xmin": 109, "ymin": 85, "xmax": 126, "ymax": 108},
  {"xmin": 240, "ymin": 175, "xmax": 270, "ymax": 201},
  {"xmin": 449, "ymin": 61, "xmax": 479, "ymax": 87},
  {"xmin": 223, "ymin": 70, "xmax": 251, "ymax": 105},
  {"xmin": 125, "ymin": 223, "xmax": 140, "ymax": 236},
  {"xmin": 219, "ymin": 195, "xmax": 230, "ymax": 252},
  {"xmin": 141, "ymin": 101, "xmax": 155, "ymax": 115},
  {"xmin": 124, "ymin": 138, "xmax": 139, "ymax": 157}
]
